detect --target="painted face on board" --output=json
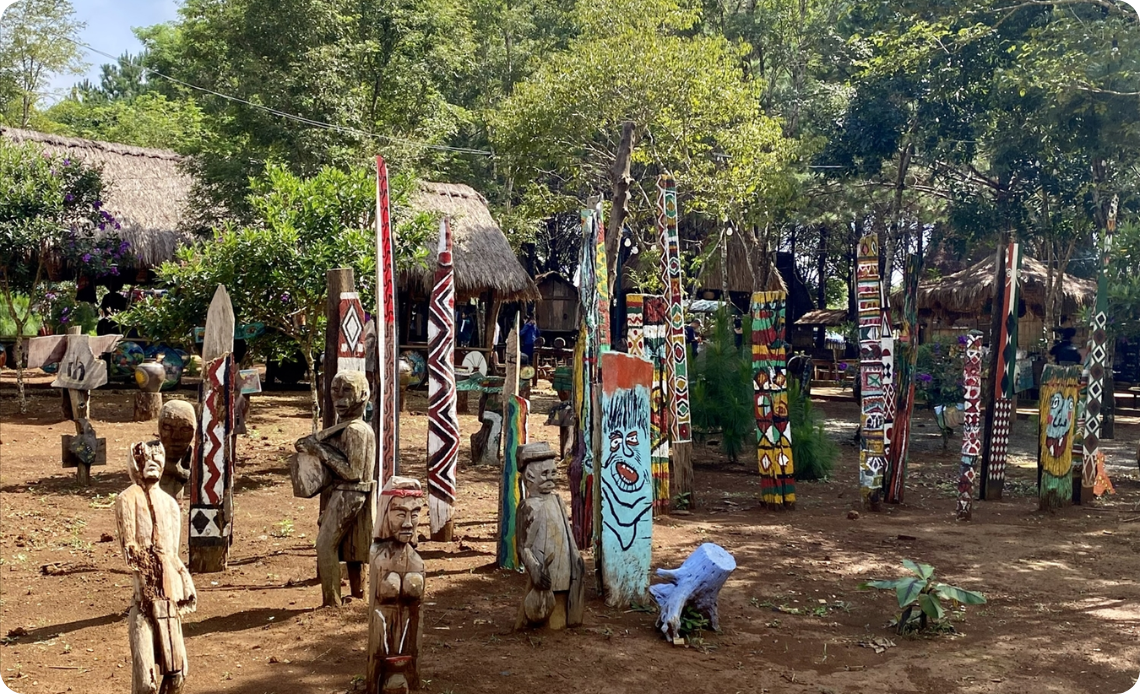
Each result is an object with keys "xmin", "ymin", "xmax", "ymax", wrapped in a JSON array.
[
  {"xmin": 1045, "ymin": 392, "xmax": 1075, "ymax": 459},
  {"xmin": 600, "ymin": 387, "xmax": 651, "ymax": 551}
]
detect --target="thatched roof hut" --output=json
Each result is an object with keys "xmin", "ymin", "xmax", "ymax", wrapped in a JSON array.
[
  {"xmin": 403, "ymin": 182, "xmax": 539, "ymax": 302},
  {"xmin": 913, "ymin": 253, "xmax": 1096, "ymax": 319},
  {"xmin": 1, "ymin": 127, "xmax": 193, "ymax": 269}
]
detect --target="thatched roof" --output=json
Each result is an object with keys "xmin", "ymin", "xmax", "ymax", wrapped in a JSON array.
[
  {"xmin": 1, "ymin": 127, "xmax": 193, "ymax": 268},
  {"xmin": 404, "ymin": 182, "xmax": 539, "ymax": 302},
  {"xmin": 912, "ymin": 253, "xmax": 1096, "ymax": 316},
  {"xmin": 796, "ymin": 308, "xmax": 848, "ymax": 326}
]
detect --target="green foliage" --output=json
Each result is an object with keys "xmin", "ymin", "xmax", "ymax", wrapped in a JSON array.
[
  {"xmin": 690, "ymin": 308, "xmax": 754, "ymax": 461},
  {"xmin": 0, "ymin": 0, "xmax": 87, "ymax": 127},
  {"xmin": 913, "ymin": 336, "xmax": 969, "ymax": 409},
  {"xmin": 788, "ymin": 380, "xmax": 837, "ymax": 481},
  {"xmin": 44, "ymin": 93, "xmax": 206, "ymax": 151},
  {"xmin": 859, "ymin": 559, "xmax": 985, "ymax": 635},
  {"xmin": 1107, "ymin": 222, "xmax": 1140, "ymax": 341},
  {"xmin": 678, "ymin": 605, "xmax": 711, "ymax": 638},
  {"xmin": 0, "ymin": 294, "xmax": 42, "ymax": 337}
]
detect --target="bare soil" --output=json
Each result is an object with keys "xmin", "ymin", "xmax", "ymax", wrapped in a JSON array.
[{"xmin": 2, "ymin": 376, "xmax": 1140, "ymax": 694}]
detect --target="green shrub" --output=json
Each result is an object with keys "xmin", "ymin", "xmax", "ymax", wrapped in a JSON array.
[
  {"xmin": 690, "ymin": 308, "xmax": 754, "ymax": 461},
  {"xmin": 789, "ymin": 380, "xmax": 838, "ymax": 480}
]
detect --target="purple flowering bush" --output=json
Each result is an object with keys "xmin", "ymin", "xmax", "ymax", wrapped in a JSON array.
[{"xmin": 913, "ymin": 336, "xmax": 970, "ymax": 408}]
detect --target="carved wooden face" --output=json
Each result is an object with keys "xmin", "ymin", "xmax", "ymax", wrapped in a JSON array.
[
  {"xmin": 332, "ymin": 371, "xmax": 369, "ymax": 419},
  {"xmin": 384, "ymin": 496, "xmax": 422, "ymax": 544},
  {"xmin": 131, "ymin": 441, "xmax": 165, "ymax": 483},
  {"xmin": 158, "ymin": 401, "xmax": 197, "ymax": 455},
  {"xmin": 523, "ymin": 458, "xmax": 557, "ymax": 496}
]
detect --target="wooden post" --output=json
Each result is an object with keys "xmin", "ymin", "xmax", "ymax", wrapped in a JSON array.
[
  {"xmin": 856, "ymin": 234, "xmax": 885, "ymax": 511},
  {"xmin": 958, "ymin": 332, "xmax": 983, "ymax": 521},
  {"xmin": 323, "ymin": 268, "xmax": 355, "ymax": 430},
  {"xmin": 188, "ymin": 285, "xmax": 236, "ymax": 574},
  {"xmin": 751, "ymin": 292, "xmax": 795, "ymax": 510},
  {"xmin": 427, "ymin": 219, "xmax": 459, "ymax": 542},
  {"xmin": 1039, "ymin": 365, "xmax": 1082, "ymax": 511},
  {"xmin": 497, "ymin": 318, "xmax": 527, "ymax": 568},
  {"xmin": 979, "ymin": 243, "xmax": 1020, "ymax": 500},
  {"xmin": 484, "ymin": 293, "xmax": 502, "ymax": 351},
  {"xmin": 375, "ymin": 156, "xmax": 401, "ymax": 491}
]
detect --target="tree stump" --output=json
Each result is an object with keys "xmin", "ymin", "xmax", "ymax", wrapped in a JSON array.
[
  {"xmin": 134, "ymin": 391, "xmax": 163, "ymax": 421},
  {"xmin": 470, "ymin": 411, "xmax": 502, "ymax": 466},
  {"xmin": 649, "ymin": 543, "xmax": 736, "ymax": 644}
]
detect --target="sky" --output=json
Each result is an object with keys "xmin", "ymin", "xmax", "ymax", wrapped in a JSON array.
[{"xmin": 42, "ymin": 0, "xmax": 181, "ymax": 100}]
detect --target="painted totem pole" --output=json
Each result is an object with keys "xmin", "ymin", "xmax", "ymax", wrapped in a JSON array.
[
  {"xmin": 188, "ymin": 285, "xmax": 237, "ymax": 573},
  {"xmin": 658, "ymin": 175, "xmax": 693, "ymax": 506},
  {"xmin": 885, "ymin": 253, "xmax": 921, "ymax": 504},
  {"xmin": 856, "ymin": 235, "xmax": 886, "ymax": 511},
  {"xmin": 598, "ymin": 351, "xmax": 654, "ymax": 606},
  {"xmin": 374, "ymin": 155, "xmax": 400, "ymax": 493},
  {"xmin": 630, "ymin": 294, "xmax": 671, "ymax": 516},
  {"xmin": 569, "ymin": 207, "xmax": 599, "ymax": 549},
  {"xmin": 979, "ymin": 242, "xmax": 1021, "ymax": 500},
  {"xmin": 957, "ymin": 332, "xmax": 983, "ymax": 521},
  {"xmin": 1039, "ymin": 365, "xmax": 1082, "ymax": 511},
  {"xmin": 498, "ymin": 317, "xmax": 529, "ymax": 569},
  {"xmin": 880, "ymin": 298, "xmax": 896, "ymax": 467},
  {"xmin": 751, "ymin": 291, "xmax": 795, "ymax": 509},
  {"xmin": 1082, "ymin": 195, "xmax": 1116, "ymax": 502},
  {"xmin": 427, "ymin": 218, "xmax": 460, "ymax": 542}
]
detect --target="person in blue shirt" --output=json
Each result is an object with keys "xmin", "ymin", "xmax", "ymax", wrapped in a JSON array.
[{"xmin": 520, "ymin": 314, "xmax": 541, "ymax": 364}]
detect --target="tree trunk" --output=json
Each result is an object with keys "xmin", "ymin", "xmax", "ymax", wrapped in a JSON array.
[
  {"xmin": 134, "ymin": 392, "xmax": 163, "ymax": 422},
  {"xmin": 14, "ymin": 331, "xmax": 26, "ymax": 414},
  {"xmin": 606, "ymin": 121, "xmax": 637, "ymax": 285}
]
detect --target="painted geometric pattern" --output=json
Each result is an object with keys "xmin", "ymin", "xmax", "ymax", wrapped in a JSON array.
[
  {"xmin": 886, "ymin": 252, "xmax": 921, "ymax": 504},
  {"xmin": 751, "ymin": 291, "xmax": 794, "ymax": 508},
  {"xmin": 644, "ymin": 295, "xmax": 671, "ymax": 516},
  {"xmin": 1073, "ymin": 373, "xmax": 1088, "ymax": 477},
  {"xmin": 497, "ymin": 395, "xmax": 528, "ymax": 570},
  {"xmin": 658, "ymin": 175, "xmax": 691, "ymax": 443},
  {"xmin": 1083, "ymin": 310, "xmax": 1108, "ymax": 486},
  {"xmin": 337, "ymin": 292, "xmax": 367, "ymax": 373},
  {"xmin": 983, "ymin": 242, "xmax": 1020, "ymax": 495},
  {"xmin": 626, "ymin": 294, "xmax": 645, "ymax": 359},
  {"xmin": 881, "ymin": 307, "xmax": 896, "ymax": 464},
  {"xmin": 958, "ymin": 333, "xmax": 982, "ymax": 519},
  {"xmin": 856, "ymin": 234, "xmax": 885, "ymax": 505},
  {"xmin": 988, "ymin": 398, "xmax": 1013, "ymax": 484},
  {"xmin": 427, "ymin": 219, "xmax": 459, "ymax": 527},
  {"xmin": 191, "ymin": 354, "xmax": 234, "ymax": 543},
  {"xmin": 375, "ymin": 155, "xmax": 399, "ymax": 489},
  {"xmin": 1039, "ymin": 365, "xmax": 1082, "ymax": 508}
]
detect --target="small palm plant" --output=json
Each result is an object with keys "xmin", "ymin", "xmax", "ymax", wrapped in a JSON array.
[{"xmin": 859, "ymin": 560, "xmax": 986, "ymax": 634}]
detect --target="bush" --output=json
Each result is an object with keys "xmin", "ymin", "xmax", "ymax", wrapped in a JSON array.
[
  {"xmin": 690, "ymin": 308, "xmax": 754, "ymax": 461},
  {"xmin": 789, "ymin": 380, "xmax": 838, "ymax": 480}
]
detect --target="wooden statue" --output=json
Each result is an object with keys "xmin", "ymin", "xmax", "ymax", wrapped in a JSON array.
[
  {"xmin": 368, "ymin": 476, "xmax": 426, "ymax": 694},
  {"xmin": 157, "ymin": 400, "xmax": 197, "ymax": 500},
  {"xmin": 26, "ymin": 328, "xmax": 120, "ymax": 485},
  {"xmin": 189, "ymin": 285, "xmax": 237, "ymax": 574},
  {"xmin": 426, "ymin": 218, "xmax": 459, "ymax": 542},
  {"xmin": 650, "ymin": 543, "xmax": 736, "ymax": 645},
  {"xmin": 598, "ymin": 352, "xmax": 653, "ymax": 606},
  {"xmin": 293, "ymin": 370, "xmax": 376, "ymax": 607},
  {"xmin": 515, "ymin": 443, "xmax": 585, "ymax": 630},
  {"xmin": 116, "ymin": 441, "xmax": 197, "ymax": 693}
]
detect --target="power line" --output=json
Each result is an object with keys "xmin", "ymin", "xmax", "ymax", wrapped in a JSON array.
[{"xmin": 61, "ymin": 36, "xmax": 494, "ymax": 157}]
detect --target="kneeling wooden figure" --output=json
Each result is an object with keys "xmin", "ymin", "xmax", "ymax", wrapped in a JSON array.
[
  {"xmin": 515, "ymin": 442, "xmax": 585, "ymax": 630},
  {"xmin": 368, "ymin": 477, "xmax": 426, "ymax": 694}
]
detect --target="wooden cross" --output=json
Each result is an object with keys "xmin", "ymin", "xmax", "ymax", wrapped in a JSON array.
[{"xmin": 26, "ymin": 327, "xmax": 121, "ymax": 485}]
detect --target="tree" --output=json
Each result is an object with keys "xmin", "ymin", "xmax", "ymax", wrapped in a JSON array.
[
  {"xmin": 0, "ymin": 0, "xmax": 86, "ymax": 127},
  {"xmin": 0, "ymin": 138, "xmax": 130, "ymax": 410},
  {"xmin": 119, "ymin": 163, "xmax": 435, "ymax": 430},
  {"xmin": 45, "ymin": 92, "xmax": 206, "ymax": 151}
]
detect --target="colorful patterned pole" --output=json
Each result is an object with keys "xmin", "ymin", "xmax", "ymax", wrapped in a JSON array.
[
  {"xmin": 374, "ymin": 156, "xmax": 400, "ymax": 492},
  {"xmin": 885, "ymin": 253, "xmax": 921, "ymax": 503},
  {"xmin": 427, "ymin": 218, "xmax": 459, "ymax": 541},
  {"xmin": 657, "ymin": 175, "xmax": 693, "ymax": 505},
  {"xmin": 957, "ymin": 332, "xmax": 983, "ymax": 521},
  {"xmin": 1083, "ymin": 195, "xmax": 1116, "ymax": 499},
  {"xmin": 643, "ymin": 295, "xmax": 671, "ymax": 516},
  {"xmin": 569, "ymin": 208, "xmax": 599, "ymax": 548},
  {"xmin": 856, "ymin": 235, "xmax": 885, "ymax": 511},
  {"xmin": 979, "ymin": 242, "xmax": 1020, "ymax": 499},
  {"xmin": 751, "ymin": 291, "xmax": 795, "ymax": 509}
]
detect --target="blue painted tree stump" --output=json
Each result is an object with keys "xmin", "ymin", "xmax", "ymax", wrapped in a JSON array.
[{"xmin": 650, "ymin": 543, "xmax": 736, "ymax": 643}]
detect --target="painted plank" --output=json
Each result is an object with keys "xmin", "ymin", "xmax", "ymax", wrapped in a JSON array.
[
  {"xmin": 957, "ymin": 332, "xmax": 983, "ymax": 520},
  {"xmin": 643, "ymin": 295, "xmax": 671, "ymax": 516},
  {"xmin": 751, "ymin": 291, "xmax": 794, "ymax": 509},
  {"xmin": 427, "ymin": 217, "xmax": 459, "ymax": 541},
  {"xmin": 374, "ymin": 155, "xmax": 400, "ymax": 493},
  {"xmin": 1039, "ymin": 364, "xmax": 1082, "ymax": 511},
  {"xmin": 856, "ymin": 235, "xmax": 885, "ymax": 510},
  {"xmin": 498, "ymin": 394, "xmax": 529, "ymax": 569}
]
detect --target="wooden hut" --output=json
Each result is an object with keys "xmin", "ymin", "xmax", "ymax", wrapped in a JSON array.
[
  {"xmin": 533, "ymin": 272, "xmax": 579, "ymax": 336},
  {"xmin": 401, "ymin": 182, "xmax": 539, "ymax": 349},
  {"xmin": 1, "ymin": 126, "xmax": 194, "ymax": 277},
  {"xmin": 910, "ymin": 253, "xmax": 1096, "ymax": 349}
]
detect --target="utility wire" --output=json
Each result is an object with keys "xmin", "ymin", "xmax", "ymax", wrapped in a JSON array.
[{"xmin": 61, "ymin": 36, "xmax": 494, "ymax": 157}]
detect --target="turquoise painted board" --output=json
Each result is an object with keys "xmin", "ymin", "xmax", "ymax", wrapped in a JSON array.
[{"xmin": 598, "ymin": 351, "xmax": 653, "ymax": 607}]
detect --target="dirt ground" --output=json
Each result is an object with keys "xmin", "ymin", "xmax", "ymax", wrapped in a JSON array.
[{"xmin": 2, "ymin": 374, "xmax": 1140, "ymax": 694}]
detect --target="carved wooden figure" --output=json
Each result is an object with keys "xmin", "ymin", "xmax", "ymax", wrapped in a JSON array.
[
  {"xmin": 158, "ymin": 401, "xmax": 197, "ymax": 500},
  {"xmin": 598, "ymin": 351, "xmax": 653, "ymax": 606},
  {"xmin": 116, "ymin": 441, "xmax": 197, "ymax": 694},
  {"xmin": 26, "ymin": 328, "xmax": 120, "ymax": 485},
  {"xmin": 189, "ymin": 285, "xmax": 236, "ymax": 574},
  {"xmin": 293, "ymin": 371, "xmax": 376, "ymax": 606},
  {"xmin": 368, "ymin": 477, "xmax": 426, "ymax": 694},
  {"xmin": 515, "ymin": 443, "xmax": 585, "ymax": 630},
  {"xmin": 650, "ymin": 543, "xmax": 736, "ymax": 645}
]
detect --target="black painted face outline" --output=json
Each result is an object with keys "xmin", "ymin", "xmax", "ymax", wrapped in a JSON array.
[{"xmin": 600, "ymin": 387, "xmax": 651, "ymax": 552}]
